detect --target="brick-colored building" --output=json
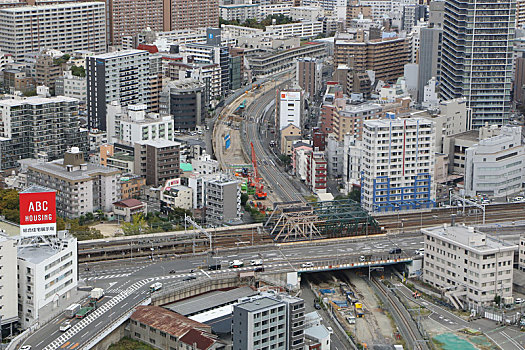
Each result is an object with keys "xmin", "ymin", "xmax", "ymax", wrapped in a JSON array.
[
  {"xmin": 334, "ymin": 34, "xmax": 409, "ymax": 82},
  {"xmin": 130, "ymin": 306, "xmax": 225, "ymax": 349},
  {"xmin": 306, "ymin": 151, "xmax": 327, "ymax": 194},
  {"xmin": 119, "ymin": 174, "xmax": 146, "ymax": 200},
  {"xmin": 170, "ymin": 0, "xmax": 219, "ymax": 31}
]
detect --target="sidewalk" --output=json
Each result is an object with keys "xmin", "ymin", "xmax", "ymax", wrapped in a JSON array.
[{"xmin": 38, "ymin": 281, "xmax": 90, "ymax": 325}]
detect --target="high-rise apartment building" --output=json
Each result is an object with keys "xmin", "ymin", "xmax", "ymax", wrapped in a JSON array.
[
  {"xmin": 417, "ymin": 1, "xmax": 443, "ymax": 102},
  {"xmin": 439, "ymin": 0, "xmax": 515, "ymax": 127},
  {"xmin": 134, "ymin": 139, "xmax": 181, "ymax": 187},
  {"xmin": 104, "ymin": 0, "xmax": 218, "ymax": 45},
  {"xmin": 361, "ymin": 116, "xmax": 436, "ymax": 212},
  {"xmin": 0, "ymin": 96, "xmax": 85, "ymax": 170},
  {"xmin": 170, "ymin": 0, "xmax": 219, "ymax": 31},
  {"xmin": 105, "ymin": 0, "xmax": 168, "ymax": 46},
  {"xmin": 334, "ymin": 35, "xmax": 409, "ymax": 82},
  {"xmin": 517, "ymin": 0, "xmax": 525, "ymax": 28},
  {"xmin": 180, "ymin": 42, "xmax": 231, "ymax": 96},
  {"xmin": 233, "ymin": 295, "xmax": 305, "ymax": 350},
  {"xmin": 296, "ymin": 57, "xmax": 322, "ymax": 99},
  {"xmin": 0, "ymin": 2, "xmax": 106, "ymax": 61},
  {"xmin": 86, "ymin": 50, "xmax": 151, "ymax": 131}
]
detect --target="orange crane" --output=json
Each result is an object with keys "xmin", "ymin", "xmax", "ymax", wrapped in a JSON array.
[{"xmin": 251, "ymin": 142, "xmax": 267, "ymax": 200}]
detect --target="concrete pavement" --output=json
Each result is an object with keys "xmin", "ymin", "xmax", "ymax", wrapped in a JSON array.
[{"xmin": 22, "ymin": 234, "xmax": 426, "ymax": 349}]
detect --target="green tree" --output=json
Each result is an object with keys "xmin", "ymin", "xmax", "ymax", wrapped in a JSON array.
[
  {"xmin": 85, "ymin": 212, "xmax": 95, "ymax": 222},
  {"xmin": 71, "ymin": 65, "xmax": 86, "ymax": 77},
  {"xmin": 95, "ymin": 210, "xmax": 105, "ymax": 221},
  {"xmin": 0, "ymin": 189, "xmax": 19, "ymax": 222},
  {"xmin": 122, "ymin": 214, "xmax": 149, "ymax": 236},
  {"xmin": 23, "ymin": 90, "xmax": 37, "ymax": 97},
  {"xmin": 278, "ymin": 154, "xmax": 291, "ymax": 167},
  {"xmin": 348, "ymin": 188, "xmax": 361, "ymax": 203},
  {"xmin": 241, "ymin": 193, "xmax": 249, "ymax": 206}
]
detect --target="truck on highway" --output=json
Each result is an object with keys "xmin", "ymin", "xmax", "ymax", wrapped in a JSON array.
[
  {"xmin": 354, "ymin": 302, "xmax": 364, "ymax": 318},
  {"xmin": 65, "ymin": 303, "xmax": 81, "ymax": 318},
  {"xmin": 75, "ymin": 306, "xmax": 95, "ymax": 319},
  {"xmin": 150, "ymin": 282, "xmax": 163, "ymax": 292},
  {"xmin": 208, "ymin": 263, "xmax": 221, "ymax": 271},
  {"xmin": 90, "ymin": 287, "xmax": 104, "ymax": 300}
]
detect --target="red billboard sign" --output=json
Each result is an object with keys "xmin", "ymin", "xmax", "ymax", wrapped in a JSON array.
[{"xmin": 19, "ymin": 191, "xmax": 56, "ymax": 236}]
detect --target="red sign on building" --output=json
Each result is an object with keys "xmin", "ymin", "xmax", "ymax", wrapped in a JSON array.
[{"xmin": 19, "ymin": 189, "xmax": 56, "ymax": 236}]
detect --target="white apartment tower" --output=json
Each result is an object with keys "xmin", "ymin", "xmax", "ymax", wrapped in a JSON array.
[
  {"xmin": 18, "ymin": 233, "xmax": 78, "ymax": 329},
  {"xmin": 0, "ymin": 2, "xmax": 106, "ymax": 61},
  {"xmin": 361, "ymin": 116, "xmax": 436, "ymax": 212},
  {"xmin": 87, "ymin": 50, "xmax": 151, "ymax": 131},
  {"xmin": 277, "ymin": 90, "xmax": 303, "ymax": 131}
]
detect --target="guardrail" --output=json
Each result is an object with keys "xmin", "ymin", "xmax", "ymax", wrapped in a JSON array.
[
  {"xmin": 6, "ymin": 324, "xmax": 38, "ymax": 350},
  {"xmin": 82, "ymin": 298, "xmax": 151, "ymax": 350},
  {"xmin": 151, "ymin": 275, "xmax": 241, "ymax": 305}
]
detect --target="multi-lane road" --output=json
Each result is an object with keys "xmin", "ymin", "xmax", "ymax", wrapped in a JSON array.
[
  {"xmin": 243, "ymin": 78, "xmax": 308, "ymax": 203},
  {"xmin": 21, "ymin": 234, "xmax": 426, "ymax": 349}
]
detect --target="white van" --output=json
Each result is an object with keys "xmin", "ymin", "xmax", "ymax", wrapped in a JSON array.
[
  {"xmin": 150, "ymin": 282, "xmax": 163, "ymax": 292},
  {"xmin": 229, "ymin": 260, "xmax": 244, "ymax": 268}
]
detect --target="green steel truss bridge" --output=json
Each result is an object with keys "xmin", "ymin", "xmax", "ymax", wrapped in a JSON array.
[{"xmin": 264, "ymin": 199, "xmax": 382, "ymax": 242}]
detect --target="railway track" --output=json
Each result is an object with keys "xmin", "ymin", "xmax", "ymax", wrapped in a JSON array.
[
  {"xmin": 370, "ymin": 277, "xmax": 429, "ymax": 350},
  {"xmin": 375, "ymin": 202, "xmax": 525, "ymax": 231},
  {"xmin": 78, "ymin": 225, "xmax": 273, "ymax": 263},
  {"xmin": 244, "ymin": 81, "xmax": 306, "ymax": 203}
]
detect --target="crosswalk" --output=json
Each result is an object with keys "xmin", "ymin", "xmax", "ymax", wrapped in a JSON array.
[
  {"xmin": 42, "ymin": 278, "xmax": 154, "ymax": 350},
  {"xmin": 85, "ymin": 263, "xmax": 290, "ymax": 282},
  {"xmin": 43, "ymin": 262, "xmax": 292, "ymax": 349},
  {"xmin": 85, "ymin": 273, "xmax": 131, "ymax": 281}
]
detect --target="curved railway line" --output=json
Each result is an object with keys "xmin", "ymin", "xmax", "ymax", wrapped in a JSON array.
[
  {"xmin": 244, "ymin": 81, "xmax": 306, "ymax": 203},
  {"xmin": 370, "ymin": 277, "xmax": 429, "ymax": 350}
]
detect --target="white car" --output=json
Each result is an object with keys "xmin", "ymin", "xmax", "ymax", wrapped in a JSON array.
[
  {"xmin": 301, "ymin": 262, "xmax": 314, "ymax": 268},
  {"xmin": 514, "ymin": 196, "xmax": 525, "ymax": 202},
  {"xmin": 250, "ymin": 259, "xmax": 263, "ymax": 266},
  {"xmin": 59, "ymin": 321, "xmax": 71, "ymax": 332},
  {"xmin": 415, "ymin": 248, "xmax": 425, "ymax": 256},
  {"xmin": 516, "ymin": 298, "xmax": 523, "ymax": 304},
  {"xmin": 359, "ymin": 255, "xmax": 366, "ymax": 262},
  {"xmin": 327, "ymin": 326, "xmax": 333, "ymax": 334},
  {"xmin": 21, "ymin": 346, "xmax": 32, "ymax": 350}
]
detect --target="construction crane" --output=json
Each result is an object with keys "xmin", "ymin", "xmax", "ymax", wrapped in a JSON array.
[{"xmin": 250, "ymin": 142, "xmax": 267, "ymax": 200}]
